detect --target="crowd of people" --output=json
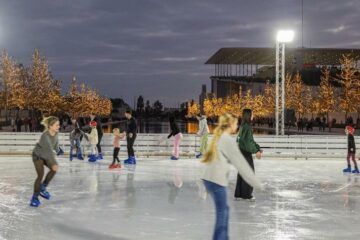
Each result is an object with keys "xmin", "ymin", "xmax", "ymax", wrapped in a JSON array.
[{"xmin": 25, "ymin": 107, "xmax": 360, "ymax": 240}]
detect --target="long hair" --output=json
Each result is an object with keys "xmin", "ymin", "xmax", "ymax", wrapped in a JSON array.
[
  {"xmin": 241, "ymin": 109, "xmax": 252, "ymax": 126},
  {"xmin": 202, "ymin": 113, "xmax": 237, "ymax": 163},
  {"xmin": 41, "ymin": 116, "xmax": 59, "ymax": 130}
]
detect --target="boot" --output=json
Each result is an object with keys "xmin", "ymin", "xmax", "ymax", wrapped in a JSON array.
[
  {"xmin": 30, "ymin": 194, "xmax": 41, "ymax": 207},
  {"xmin": 77, "ymin": 152, "xmax": 84, "ymax": 160},
  {"xmin": 97, "ymin": 153, "xmax": 103, "ymax": 160},
  {"xmin": 88, "ymin": 154, "xmax": 97, "ymax": 162},
  {"xmin": 39, "ymin": 184, "xmax": 51, "ymax": 199},
  {"xmin": 343, "ymin": 166, "xmax": 352, "ymax": 173}
]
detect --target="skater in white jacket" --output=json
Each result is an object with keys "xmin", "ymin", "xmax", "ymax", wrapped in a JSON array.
[
  {"xmin": 201, "ymin": 113, "xmax": 263, "ymax": 240},
  {"xmin": 86, "ymin": 121, "xmax": 99, "ymax": 162}
]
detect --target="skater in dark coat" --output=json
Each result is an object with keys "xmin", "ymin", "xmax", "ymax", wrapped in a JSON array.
[
  {"xmin": 234, "ymin": 109, "xmax": 263, "ymax": 201},
  {"xmin": 124, "ymin": 110, "xmax": 137, "ymax": 164},
  {"xmin": 343, "ymin": 126, "xmax": 359, "ymax": 174}
]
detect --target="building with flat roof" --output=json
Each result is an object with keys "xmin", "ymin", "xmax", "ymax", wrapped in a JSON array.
[{"xmin": 205, "ymin": 47, "xmax": 360, "ymax": 98}]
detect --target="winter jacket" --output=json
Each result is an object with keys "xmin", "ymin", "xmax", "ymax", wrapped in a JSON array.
[
  {"xmin": 126, "ymin": 117, "xmax": 137, "ymax": 135},
  {"xmin": 86, "ymin": 128, "xmax": 98, "ymax": 145},
  {"xmin": 70, "ymin": 129, "xmax": 82, "ymax": 141},
  {"xmin": 348, "ymin": 134, "xmax": 356, "ymax": 153},
  {"xmin": 201, "ymin": 133, "xmax": 262, "ymax": 189},
  {"xmin": 92, "ymin": 117, "xmax": 103, "ymax": 136},
  {"xmin": 168, "ymin": 120, "xmax": 180, "ymax": 139},
  {"xmin": 197, "ymin": 116, "xmax": 209, "ymax": 136},
  {"xmin": 237, "ymin": 123, "xmax": 261, "ymax": 154}
]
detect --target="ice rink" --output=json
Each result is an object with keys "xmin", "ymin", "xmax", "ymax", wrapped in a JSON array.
[{"xmin": 1, "ymin": 156, "xmax": 360, "ymax": 240}]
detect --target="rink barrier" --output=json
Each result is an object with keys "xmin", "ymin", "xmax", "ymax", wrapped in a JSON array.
[{"xmin": 0, "ymin": 133, "xmax": 356, "ymax": 159}]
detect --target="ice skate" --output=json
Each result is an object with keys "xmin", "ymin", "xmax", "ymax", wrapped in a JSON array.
[
  {"xmin": 30, "ymin": 194, "xmax": 41, "ymax": 207},
  {"xmin": 39, "ymin": 184, "xmax": 51, "ymax": 200}
]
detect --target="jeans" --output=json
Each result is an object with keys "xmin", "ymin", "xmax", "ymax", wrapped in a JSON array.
[{"xmin": 203, "ymin": 180, "xmax": 229, "ymax": 240}]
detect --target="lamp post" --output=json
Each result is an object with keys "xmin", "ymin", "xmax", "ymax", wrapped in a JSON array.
[{"xmin": 275, "ymin": 30, "xmax": 294, "ymax": 135}]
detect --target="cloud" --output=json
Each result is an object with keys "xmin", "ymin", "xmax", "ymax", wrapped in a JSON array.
[
  {"xmin": 1, "ymin": 0, "xmax": 359, "ymax": 106},
  {"xmin": 154, "ymin": 57, "xmax": 201, "ymax": 62},
  {"xmin": 324, "ymin": 25, "xmax": 350, "ymax": 33}
]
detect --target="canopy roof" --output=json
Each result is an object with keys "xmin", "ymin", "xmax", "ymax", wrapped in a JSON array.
[{"xmin": 205, "ymin": 47, "xmax": 360, "ymax": 65}]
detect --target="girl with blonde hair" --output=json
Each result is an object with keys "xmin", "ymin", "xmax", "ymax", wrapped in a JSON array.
[
  {"xmin": 30, "ymin": 116, "xmax": 61, "ymax": 207},
  {"xmin": 201, "ymin": 113, "xmax": 262, "ymax": 240}
]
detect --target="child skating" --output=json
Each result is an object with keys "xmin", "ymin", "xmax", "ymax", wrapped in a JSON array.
[
  {"xmin": 343, "ymin": 125, "xmax": 359, "ymax": 174},
  {"xmin": 109, "ymin": 128, "xmax": 125, "ymax": 169},
  {"xmin": 69, "ymin": 127, "xmax": 84, "ymax": 161},
  {"xmin": 30, "ymin": 116, "xmax": 61, "ymax": 207},
  {"xmin": 86, "ymin": 121, "xmax": 99, "ymax": 162}
]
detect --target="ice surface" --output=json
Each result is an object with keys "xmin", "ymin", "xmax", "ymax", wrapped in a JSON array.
[{"xmin": 0, "ymin": 156, "xmax": 360, "ymax": 240}]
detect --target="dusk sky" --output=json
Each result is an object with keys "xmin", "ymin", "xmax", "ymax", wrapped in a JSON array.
[{"xmin": 0, "ymin": 0, "xmax": 359, "ymax": 107}]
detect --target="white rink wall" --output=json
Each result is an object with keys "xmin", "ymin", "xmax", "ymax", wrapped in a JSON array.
[{"xmin": 0, "ymin": 133, "xmax": 358, "ymax": 159}]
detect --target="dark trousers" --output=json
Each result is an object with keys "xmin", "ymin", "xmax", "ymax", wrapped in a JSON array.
[
  {"xmin": 234, "ymin": 149, "xmax": 255, "ymax": 199},
  {"xmin": 127, "ymin": 134, "xmax": 136, "ymax": 158},
  {"xmin": 97, "ymin": 134, "xmax": 103, "ymax": 153}
]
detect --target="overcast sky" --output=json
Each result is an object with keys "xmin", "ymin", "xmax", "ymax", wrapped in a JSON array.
[{"xmin": 0, "ymin": 0, "xmax": 359, "ymax": 107}]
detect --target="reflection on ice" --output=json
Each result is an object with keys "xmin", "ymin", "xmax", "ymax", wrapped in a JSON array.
[{"xmin": 0, "ymin": 157, "xmax": 360, "ymax": 239}]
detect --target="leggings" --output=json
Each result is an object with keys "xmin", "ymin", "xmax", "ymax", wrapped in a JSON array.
[
  {"xmin": 347, "ymin": 153, "xmax": 358, "ymax": 168},
  {"xmin": 97, "ymin": 134, "xmax": 103, "ymax": 153},
  {"xmin": 113, "ymin": 147, "xmax": 120, "ymax": 164},
  {"xmin": 33, "ymin": 159, "xmax": 57, "ymax": 196}
]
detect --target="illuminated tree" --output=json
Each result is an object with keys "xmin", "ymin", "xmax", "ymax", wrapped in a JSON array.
[
  {"xmin": 336, "ymin": 54, "xmax": 360, "ymax": 120},
  {"xmin": 187, "ymin": 100, "xmax": 200, "ymax": 118},
  {"xmin": 286, "ymin": 72, "xmax": 311, "ymax": 118},
  {"xmin": 263, "ymin": 80, "xmax": 276, "ymax": 117},
  {"xmin": 0, "ymin": 53, "xmax": 28, "ymax": 117},
  {"xmin": 315, "ymin": 68, "xmax": 336, "ymax": 121}
]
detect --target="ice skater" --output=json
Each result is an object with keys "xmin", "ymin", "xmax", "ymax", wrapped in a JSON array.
[
  {"xmin": 30, "ymin": 116, "xmax": 61, "ymax": 207},
  {"xmin": 234, "ymin": 109, "xmax": 262, "ymax": 201},
  {"xmin": 86, "ymin": 121, "xmax": 99, "ymax": 162},
  {"xmin": 109, "ymin": 128, "xmax": 125, "ymax": 169},
  {"xmin": 90, "ymin": 114, "xmax": 103, "ymax": 160},
  {"xmin": 168, "ymin": 115, "xmax": 183, "ymax": 160},
  {"xmin": 196, "ymin": 113, "xmax": 209, "ymax": 159},
  {"xmin": 69, "ymin": 127, "xmax": 84, "ymax": 161},
  {"xmin": 124, "ymin": 110, "xmax": 137, "ymax": 165},
  {"xmin": 201, "ymin": 113, "xmax": 262, "ymax": 240},
  {"xmin": 343, "ymin": 125, "xmax": 359, "ymax": 174}
]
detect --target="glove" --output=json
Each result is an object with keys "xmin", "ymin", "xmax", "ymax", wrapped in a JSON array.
[{"xmin": 57, "ymin": 147, "xmax": 64, "ymax": 156}]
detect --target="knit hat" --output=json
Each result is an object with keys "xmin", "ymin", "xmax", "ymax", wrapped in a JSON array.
[
  {"xmin": 90, "ymin": 121, "xmax": 97, "ymax": 127},
  {"xmin": 346, "ymin": 125, "xmax": 355, "ymax": 134}
]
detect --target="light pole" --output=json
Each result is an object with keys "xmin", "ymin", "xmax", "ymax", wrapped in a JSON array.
[{"xmin": 275, "ymin": 30, "xmax": 294, "ymax": 135}]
